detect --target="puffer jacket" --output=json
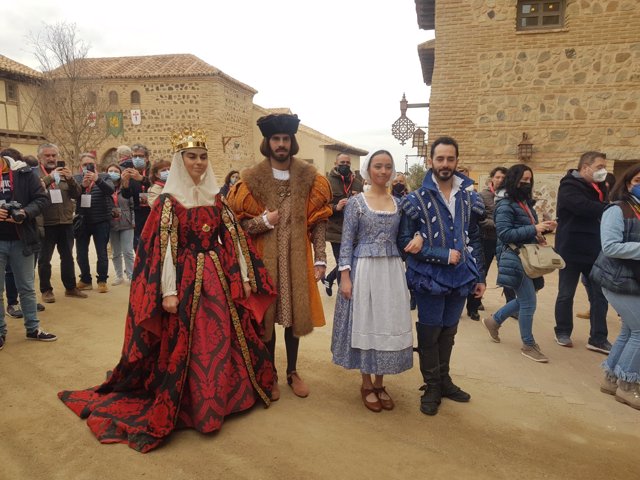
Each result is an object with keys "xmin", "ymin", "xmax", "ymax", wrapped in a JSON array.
[{"xmin": 494, "ymin": 196, "xmax": 540, "ymax": 290}]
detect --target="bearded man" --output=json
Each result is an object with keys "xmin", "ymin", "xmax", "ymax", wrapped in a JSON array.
[{"xmin": 227, "ymin": 113, "xmax": 332, "ymax": 400}]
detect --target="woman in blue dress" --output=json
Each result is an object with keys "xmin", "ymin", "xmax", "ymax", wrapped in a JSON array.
[{"xmin": 331, "ymin": 149, "xmax": 422, "ymax": 413}]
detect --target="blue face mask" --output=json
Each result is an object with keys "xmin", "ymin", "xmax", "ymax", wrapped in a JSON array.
[
  {"xmin": 159, "ymin": 170, "xmax": 169, "ymax": 182},
  {"xmin": 108, "ymin": 171, "xmax": 121, "ymax": 182},
  {"xmin": 82, "ymin": 167, "xmax": 89, "ymax": 175},
  {"xmin": 132, "ymin": 157, "xmax": 145, "ymax": 169},
  {"xmin": 631, "ymin": 184, "xmax": 640, "ymax": 200}
]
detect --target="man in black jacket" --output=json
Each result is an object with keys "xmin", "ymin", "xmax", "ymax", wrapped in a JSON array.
[
  {"xmin": 554, "ymin": 151, "xmax": 610, "ymax": 353},
  {"xmin": 74, "ymin": 153, "xmax": 115, "ymax": 293},
  {"xmin": 0, "ymin": 154, "xmax": 55, "ymax": 350},
  {"xmin": 121, "ymin": 143, "xmax": 151, "ymax": 250}
]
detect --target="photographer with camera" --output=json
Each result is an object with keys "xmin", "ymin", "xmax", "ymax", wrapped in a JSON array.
[
  {"xmin": 121, "ymin": 143, "xmax": 152, "ymax": 250},
  {"xmin": 0, "ymin": 154, "xmax": 54, "ymax": 350},
  {"xmin": 36, "ymin": 143, "xmax": 87, "ymax": 303},
  {"xmin": 73, "ymin": 153, "xmax": 115, "ymax": 294}
]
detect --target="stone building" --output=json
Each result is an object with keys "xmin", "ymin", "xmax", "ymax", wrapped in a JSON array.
[
  {"xmin": 0, "ymin": 53, "xmax": 365, "ymax": 180},
  {"xmin": 415, "ymin": 0, "xmax": 640, "ymax": 216}
]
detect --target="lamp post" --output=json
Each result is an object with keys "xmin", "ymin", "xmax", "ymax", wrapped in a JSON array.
[{"xmin": 391, "ymin": 94, "xmax": 429, "ymax": 145}]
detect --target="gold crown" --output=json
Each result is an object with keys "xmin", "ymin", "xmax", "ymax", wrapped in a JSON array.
[{"xmin": 170, "ymin": 128, "xmax": 208, "ymax": 152}]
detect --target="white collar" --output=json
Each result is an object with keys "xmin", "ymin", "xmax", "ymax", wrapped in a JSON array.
[{"xmin": 272, "ymin": 168, "xmax": 290, "ymax": 180}]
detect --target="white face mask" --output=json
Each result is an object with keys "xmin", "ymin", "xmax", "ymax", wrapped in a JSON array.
[
  {"xmin": 592, "ymin": 168, "xmax": 607, "ymax": 183},
  {"xmin": 363, "ymin": 184, "xmax": 372, "ymax": 193}
]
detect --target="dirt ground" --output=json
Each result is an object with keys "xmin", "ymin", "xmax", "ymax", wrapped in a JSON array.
[{"xmin": 1, "ymin": 247, "xmax": 639, "ymax": 480}]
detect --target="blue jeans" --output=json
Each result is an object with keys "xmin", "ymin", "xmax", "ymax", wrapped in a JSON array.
[
  {"xmin": 554, "ymin": 261, "xmax": 608, "ymax": 344},
  {"xmin": 415, "ymin": 294, "xmax": 466, "ymax": 327},
  {"xmin": 110, "ymin": 228, "xmax": 135, "ymax": 280},
  {"xmin": 0, "ymin": 240, "xmax": 39, "ymax": 336},
  {"xmin": 602, "ymin": 288, "xmax": 640, "ymax": 383},
  {"xmin": 494, "ymin": 274, "xmax": 537, "ymax": 345},
  {"xmin": 76, "ymin": 220, "xmax": 111, "ymax": 284}
]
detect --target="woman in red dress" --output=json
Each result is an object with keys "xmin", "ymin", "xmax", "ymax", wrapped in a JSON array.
[{"xmin": 59, "ymin": 129, "xmax": 276, "ymax": 453}]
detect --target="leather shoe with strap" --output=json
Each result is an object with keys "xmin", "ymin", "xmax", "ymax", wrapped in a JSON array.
[
  {"xmin": 287, "ymin": 371, "xmax": 310, "ymax": 398},
  {"xmin": 373, "ymin": 386, "xmax": 395, "ymax": 410},
  {"xmin": 361, "ymin": 387, "xmax": 382, "ymax": 412}
]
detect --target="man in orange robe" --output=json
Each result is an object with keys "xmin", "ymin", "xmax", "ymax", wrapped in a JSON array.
[{"xmin": 228, "ymin": 113, "xmax": 331, "ymax": 400}]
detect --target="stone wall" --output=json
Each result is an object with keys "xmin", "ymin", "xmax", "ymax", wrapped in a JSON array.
[{"xmin": 429, "ymin": 0, "xmax": 640, "ymax": 194}]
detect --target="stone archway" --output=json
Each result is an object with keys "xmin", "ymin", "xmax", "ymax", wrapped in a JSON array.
[{"xmin": 101, "ymin": 148, "xmax": 118, "ymax": 171}]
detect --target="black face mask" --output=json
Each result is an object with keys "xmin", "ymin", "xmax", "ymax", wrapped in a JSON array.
[
  {"xmin": 337, "ymin": 165, "xmax": 351, "ymax": 177},
  {"xmin": 392, "ymin": 183, "xmax": 406, "ymax": 195},
  {"xmin": 517, "ymin": 184, "xmax": 532, "ymax": 197}
]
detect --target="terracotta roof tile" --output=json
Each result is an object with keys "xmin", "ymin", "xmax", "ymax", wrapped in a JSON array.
[{"xmin": 0, "ymin": 54, "xmax": 42, "ymax": 79}]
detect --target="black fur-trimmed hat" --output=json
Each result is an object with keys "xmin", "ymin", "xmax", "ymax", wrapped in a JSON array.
[{"xmin": 257, "ymin": 114, "xmax": 300, "ymax": 138}]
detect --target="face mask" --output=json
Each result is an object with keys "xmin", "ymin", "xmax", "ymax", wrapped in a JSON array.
[
  {"xmin": 159, "ymin": 170, "xmax": 170, "ymax": 182},
  {"xmin": 392, "ymin": 183, "xmax": 406, "ymax": 195},
  {"xmin": 363, "ymin": 184, "xmax": 372, "ymax": 193},
  {"xmin": 82, "ymin": 167, "xmax": 89, "ymax": 175},
  {"xmin": 132, "ymin": 157, "xmax": 146, "ymax": 169},
  {"xmin": 517, "ymin": 183, "xmax": 532, "ymax": 197},
  {"xmin": 337, "ymin": 165, "xmax": 351, "ymax": 177},
  {"xmin": 52, "ymin": 172, "xmax": 61, "ymax": 184},
  {"xmin": 108, "ymin": 171, "xmax": 121, "ymax": 181},
  {"xmin": 631, "ymin": 184, "xmax": 640, "ymax": 199},
  {"xmin": 229, "ymin": 177, "xmax": 237, "ymax": 185},
  {"xmin": 592, "ymin": 168, "xmax": 607, "ymax": 183}
]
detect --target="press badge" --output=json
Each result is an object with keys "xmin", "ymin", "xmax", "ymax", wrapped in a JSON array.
[
  {"xmin": 50, "ymin": 189, "xmax": 63, "ymax": 204},
  {"xmin": 81, "ymin": 194, "xmax": 92, "ymax": 208}
]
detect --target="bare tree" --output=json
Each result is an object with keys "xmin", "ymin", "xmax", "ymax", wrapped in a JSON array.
[{"xmin": 30, "ymin": 22, "xmax": 108, "ymax": 167}]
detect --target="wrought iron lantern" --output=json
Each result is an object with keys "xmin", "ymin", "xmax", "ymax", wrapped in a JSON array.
[{"xmin": 517, "ymin": 133, "xmax": 533, "ymax": 161}]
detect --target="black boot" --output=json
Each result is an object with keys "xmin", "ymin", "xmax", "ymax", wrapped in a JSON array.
[
  {"xmin": 416, "ymin": 322, "xmax": 442, "ymax": 415},
  {"xmin": 439, "ymin": 325, "xmax": 471, "ymax": 402}
]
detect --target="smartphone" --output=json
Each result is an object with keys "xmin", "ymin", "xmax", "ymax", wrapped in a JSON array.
[
  {"xmin": 86, "ymin": 164, "xmax": 95, "ymax": 172},
  {"xmin": 56, "ymin": 160, "xmax": 66, "ymax": 168},
  {"xmin": 120, "ymin": 159, "xmax": 134, "ymax": 169}
]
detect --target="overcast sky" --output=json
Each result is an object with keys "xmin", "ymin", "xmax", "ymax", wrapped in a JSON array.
[{"xmin": 2, "ymin": 0, "xmax": 433, "ymax": 171}]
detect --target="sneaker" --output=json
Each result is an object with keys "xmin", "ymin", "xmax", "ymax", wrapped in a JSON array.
[
  {"xmin": 97, "ymin": 282, "xmax": 109, "ymax": 293},
  {"xmin": 37, "ymin": 303, "xmax": 45, "ymax": 312},
  {"xmin": 111, "ymin": 276, "xmax": 124, "ymax": 286},
  {"xmin": 482, "ymin": 315, "xmax": 501, "ymax": 343},
  {"xmin": 521, "ymin": 343, "xmax": 548, "ymax": 363},
  {"xmin": 600, "ymin": 373, "xmax": 618, "ymax": 395},
  {"xmin": 576, "ymin": 310, "xmax": 590, "ymax": 319},
  {"xmin": 586, "ymin": 340, "xmax": 612, "ymax": 354},
  {"xmin": 26, "ymin": 328, "xmax": 57, "ymax": 342},
  {"xmin": 42, "ymin": 290, "xmax": 56, "ymax": 303},
  {"xmin": 555, "ymin": 334, "xmax": 573, "ymax": 347},
  {"xmin": 65, "ymin": 287, "xmax": 88, "ymax": 299},
  {"xmin": 468, "ymin": 311, "xmax": 480, "ymax": 321},
  {"xmin": 77, "ymin": 281, "xmax": 93, "ymax": 291},
  {"xmin": 322, "ymin": 278, "xmax": 333, "ymax": 297},
  {"xmin": 6, "ymin": 304, "xmax": 23, "ymax": 318},
  {"xmin": 478, "ymin": 303, "xmax": 485, "ymax": 311},
  {"xmin": 0, "ymin": 334, "xmax": 5, "ymax": 350}
]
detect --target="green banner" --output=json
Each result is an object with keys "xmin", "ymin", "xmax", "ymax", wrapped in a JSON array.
[{"xmin": 106, "ymin": 112, "xmax": 124, "ymax": 137}]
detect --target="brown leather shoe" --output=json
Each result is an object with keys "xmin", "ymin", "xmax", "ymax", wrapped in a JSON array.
[
  {"xmin": 287, "ymin": 371, "xmax": 310, "ymax": 398},
  {"xmin": 65, "ymin": 288, "xmax": 88, "ymax": 299},
  {"xmin": 42, "ymin": 290, "xmax": 56, "ymax": 303},
  {"xmin": 361, "ymin": 387, "xmax": 382, "ymax": 412},
  {"xmin": 271, "ymin": 376, "xmax": 280, "ymax": 402},
  {"xmin": 97, "ymin": 282, "xmax": 109, "ymax": 293},
  {"xmin": 374, "ymin": 386, "xmax": 395, "ymax": 410},
  {"xmin": 76, "ymin": 281, "xmax": 92, "ymax": 291}
]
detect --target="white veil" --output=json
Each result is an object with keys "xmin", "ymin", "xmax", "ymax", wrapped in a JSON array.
[{"xmin": 162, "ymin": 149, "xmax": 219, "ymax": 208}]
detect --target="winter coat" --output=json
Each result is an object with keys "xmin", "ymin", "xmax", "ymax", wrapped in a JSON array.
[
  {"xmin": 326, "ymin": 168, "xmax": 363, "ymax": 243},
  {"xmin": 494, "ymin": 196, "xmax": 542, "ymax": 290},
  {"xmin": 111, "ymin": 188, "xmax": 135, "ymax": 232},
  {"xmin": 555, "ymin": 170, "xmax": 607, "ymax": 265},
  {"xmin": 39, "ymin": 169, "xmax": 81, "ymax": 226},
  {"xmin": 478, "ymin": 187, "xmax": 498, "ymax": 240},
  {"xmin": 73, "ymin": 173, "xmax": 116, "ymax": 225}
]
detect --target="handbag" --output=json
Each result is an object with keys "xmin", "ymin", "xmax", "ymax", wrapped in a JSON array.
[{"xmin": 510, "ymin": 243, "xmax": 566, "ymax": 279}]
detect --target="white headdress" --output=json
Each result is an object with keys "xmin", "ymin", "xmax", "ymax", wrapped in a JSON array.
[{"xmin": 360, "ymin": 149, "xmax": 396, "ymax": 184}]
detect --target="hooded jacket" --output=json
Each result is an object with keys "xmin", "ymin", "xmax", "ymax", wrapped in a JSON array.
[
  {"xmin": 555, "ymin": 169, "xmax": 608, "ymax": 264},
  {"xmin": 0, "ymin": 156, "xmax": 48, "ymax": 255}
]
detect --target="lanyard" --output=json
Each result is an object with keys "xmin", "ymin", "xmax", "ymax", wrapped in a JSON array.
[
  {"xmin": 628, "ymin": 199, "xmax": 640, "ymax": 221},
  {"xmin": 154, "ymin": 180, "xmax": 165, "ymax": 188},
  {"xmin": 591, "ymin": 182, "xmax": 604, "ymax": 202},
  {"xmin": 341, "ymin": 174, "xmax": 354, "ymax": 196},
  {"xmin": 112, "ymin": 189, "xmax": 119, "ymax": 206},
  {"xmin": 517, "ymin": 200, "xmax": 536, "ymax": 225},
  {"xmin": 141, "ymin": 169, "xmax": 147, "ymax": 192},
  {"xmin": 489, "ymin": 184, "xmax": 495, "ymax": 194},
  {"xmin": 85, "ymin": 180, "xmax": 95, "ymax": 194}
]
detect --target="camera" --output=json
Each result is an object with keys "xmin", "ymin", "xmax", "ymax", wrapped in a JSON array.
[{"xmin": 1, "ymin": 201, "xmax": 26, "ymax": 223}]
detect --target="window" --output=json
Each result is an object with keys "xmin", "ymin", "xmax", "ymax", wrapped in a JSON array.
[
  {"xmin": 517, "ymin": 1, "xmax": 565, "ymax": 30},
  {"xmin": 109, "ymin": 91, "xmax": 119, "ymax": 105},
  {"xmin": 6, "ymin": 82, "xmax": 18, "ymax": 103},
  {"xmin": 130, "ymin": 90, "xmax": 141, "ymax": 104}
]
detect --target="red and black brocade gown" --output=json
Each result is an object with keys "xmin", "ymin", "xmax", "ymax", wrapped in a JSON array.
[{"xmin": 59, "ymin": 194, "xmax": 276, "ymax": 453}]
